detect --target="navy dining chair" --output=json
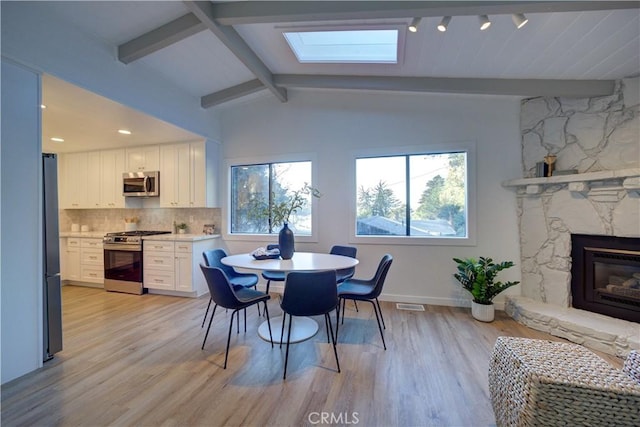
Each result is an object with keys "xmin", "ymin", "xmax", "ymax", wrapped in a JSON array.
[
  {"xmin": 280, "ymin": 270, "xmax": 340, "ymax": 380},
  {"xmin": 337, "ymin": 254, "xmax": 393, "ymax": 350},
  {"xmin": 202, "ymin": 249, "xmax": 260, "ymax": 327},
  {"xmin": 199, "ymin": 264, "xmax": 272, "ymax": 369}
]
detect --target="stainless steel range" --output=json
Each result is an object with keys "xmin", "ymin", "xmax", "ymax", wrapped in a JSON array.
[{"xmin": 103, "ymin": 230, "xmax": 171, "ymax": 295}]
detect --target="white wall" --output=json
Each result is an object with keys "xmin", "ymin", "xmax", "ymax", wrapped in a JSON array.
[
  {"xmin": 0, "ymin": 1, "xmax": 221, "ymax": 142},
  {"xmin": 219, "ymin": 89, "xmax": 523, "ymax": 306},
  {"xmin": 1, "ymin": 60, "xmax": 43, "ymax": 383}
]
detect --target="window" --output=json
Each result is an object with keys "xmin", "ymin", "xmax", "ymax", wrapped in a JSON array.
[
  {"xmin": 282, "ymin": 26, "xmax": 404, "ymax": 64},
  {"xmin": 231, "ymin": 161, "xmax": 314, "ymax": 235},
  {"xmin": 355, "ymin": 151, "xmax": 468, "ymax": 239}
]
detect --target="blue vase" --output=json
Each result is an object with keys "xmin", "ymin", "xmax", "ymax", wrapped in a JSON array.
[{"xmin": 278, "ymin": 223, "xmax": 295, "ymax": 260}]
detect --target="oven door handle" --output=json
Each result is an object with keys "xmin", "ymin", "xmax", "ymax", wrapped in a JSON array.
[{"xmin": 104, "ymin": 244, "xmax": 142, "ymax": 252}]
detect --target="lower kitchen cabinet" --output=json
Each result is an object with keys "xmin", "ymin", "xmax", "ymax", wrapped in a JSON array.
[
  {"xmin": 60, "ymin": 236, "xmax": 104, "ymax": 286},
  {"xmin": 143, "ymin": 238, "xmax": 217, "ymax": 297}
]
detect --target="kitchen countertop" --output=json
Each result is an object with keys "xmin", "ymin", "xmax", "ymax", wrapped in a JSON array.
[
  {"xmin": 59, "ymin": 231, "xmax": 106, "ymax": 238},
  {"xmin": 59, "ymin": 232, "xmax": 220, "ymax": 242}
]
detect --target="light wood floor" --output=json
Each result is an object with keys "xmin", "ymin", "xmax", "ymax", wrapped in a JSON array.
[{"xmin": 2, "ymin": 285, "xmax": 623, "ymax": 427}]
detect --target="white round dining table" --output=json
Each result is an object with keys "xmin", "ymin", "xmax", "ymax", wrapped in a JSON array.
[{"xmin": 221, "ymin": 252, "xmax": 359, "ymax": 343}]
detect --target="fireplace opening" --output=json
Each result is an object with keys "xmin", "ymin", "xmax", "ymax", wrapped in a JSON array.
[{"xmin": 571, "ymin": 234, "xmax": 640, "ymax": 323}]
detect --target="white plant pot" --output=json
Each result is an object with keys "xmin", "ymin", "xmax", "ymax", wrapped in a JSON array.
[{"xmin": 471, "ymin": 301, "xmax": 495, "ymax": 322}]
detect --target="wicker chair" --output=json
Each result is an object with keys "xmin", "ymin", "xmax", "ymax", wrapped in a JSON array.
[{"xmin": 488, "ymin": 337, "xmax": 640, "ymax": 426}]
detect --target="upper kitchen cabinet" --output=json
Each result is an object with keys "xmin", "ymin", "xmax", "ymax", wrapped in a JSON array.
[
  {"xmin": 125, "ymin": 146, "xmax": 159, "ymax": 172},
  {"xmin": 59, "ymin": 149, "xmax": 125, "ymax": 209},
  {"xmin": 160, "ymin": 141, "xmax": 218, "ymax": 208},
  {"xmin": 101, "ymin": 149, "xmax": 125, "ymax": 208},
  {"xmin": 59, "ymin": 152, "xmax": 88, "ymax": 209}
]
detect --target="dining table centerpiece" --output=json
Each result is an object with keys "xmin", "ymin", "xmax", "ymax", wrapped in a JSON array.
[{"xmin": 270, "ymin": 183, "xmax": 321, "ymax": 259}]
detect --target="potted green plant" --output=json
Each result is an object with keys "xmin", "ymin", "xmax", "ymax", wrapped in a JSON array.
[
  {"xmin": 175, "ymin": 222, "xmax": 188, "ymax": 234},
  {"xmin": 452, "ymin": 257, "xmax": 520, "ymax": 322}
]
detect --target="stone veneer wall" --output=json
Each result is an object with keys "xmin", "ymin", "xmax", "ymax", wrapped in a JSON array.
[
  {"xmin": 506, "ymin": 78, "xmax": 639, "ymax": 356},
  {"xmin": 517, "ymin": 79, "xmax": 639, "ymax": 307}
]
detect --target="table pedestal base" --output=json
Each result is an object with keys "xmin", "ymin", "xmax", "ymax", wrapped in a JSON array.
[{"xmin": 258, "ymin": 315, "xmax": 318, "ymax": 344}]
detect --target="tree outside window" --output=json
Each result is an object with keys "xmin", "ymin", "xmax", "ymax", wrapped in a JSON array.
[
  {"xmin": 356, "ymin": 152, "xmax": 467, "ymax": 237},
  {"xmin": 231, "ymin": 161, "xmax": 313, "ymax": 235}
]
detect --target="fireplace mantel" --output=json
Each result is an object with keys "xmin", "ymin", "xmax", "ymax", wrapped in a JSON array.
[{"xmin": 502, "ymin": 168, "xmax": 640, "ymax": 195}]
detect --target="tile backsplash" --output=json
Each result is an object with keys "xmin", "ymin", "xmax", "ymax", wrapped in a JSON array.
[{"xmin": 60, "ymin": 208, "xmax": 221, "ymax": 234}]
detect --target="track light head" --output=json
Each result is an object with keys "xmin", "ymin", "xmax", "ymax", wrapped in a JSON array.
[
  {"xmin": 512, "ymin": 13, "xmax": 528, "ymax": 29},
  {"xmin": 437, "ymin": 16, "xmax": 451, "ymax": 32},
  {"xmin": 408, "ymin": 17, "xmax": 422, "ymax": 33},
  {"xmin": 478, "ymin": 15, "xmax": 491, "ymax": 31}
]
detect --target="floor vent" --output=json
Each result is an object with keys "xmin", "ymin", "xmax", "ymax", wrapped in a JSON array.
[{"xmin": 396, "ymin": 303, "xmax": 425, "ymax": 311}]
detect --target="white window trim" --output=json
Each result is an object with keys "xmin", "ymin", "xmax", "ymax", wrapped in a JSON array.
[
  {"xmin": 223, "ymin": 152, "xmax": 319, "ymax": 244},
  {"xmin": 348, "ymin": 141, "xmax": 477, "ymax": 247}
]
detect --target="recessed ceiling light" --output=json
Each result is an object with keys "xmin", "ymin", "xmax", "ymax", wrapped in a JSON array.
[
  {"xmin": 50, "ymin": 137, "xmax": 64, "ymax": 142},
  {"xmin": 118, "ymin": 129, "xmax": 132, "ymax": 135},
  {"xmin": 41, "ymin": 104, "xmax": 46, "ymax": 109}
]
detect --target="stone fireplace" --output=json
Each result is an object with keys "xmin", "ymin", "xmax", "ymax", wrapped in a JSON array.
[{"xmin": 503, "ymin": 77, "xmax": 640, "ymax": 356}]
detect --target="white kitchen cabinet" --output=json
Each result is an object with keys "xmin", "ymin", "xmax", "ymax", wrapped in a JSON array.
[
  {"xmin": 59, "ymin": 152, "xmax": 88, "ymax": 209},
  {"xmin": 125, "ymin": 146, "xmax": 159, "ymax": 172},
  {"xmin": 159, "ymin": 141, "xmax": 218, "ymax": 208},
  {"xmin": 61, "ymin": 238, "xmax": 81, "ymax": 282},
  {"xmin": 59, "ymin": 149, "xmax": 125, "ymax": 209},
  {"xmin": 80, "ymin": 238, "xmax": 104, "ymax": 284},
  {"xmin": 160, "ymin": 143, "xmax": 191, "ymax": 208},
  {"xmin": 143, "ymin": 238, "xmax": 216, "ymax": 297},
  {"xmin": 101, "ymin": 149, "xmax": 125, "ymax": 208},
  {"xmin": 86, "ymin": 152, "xmax": 102, "ymax": 208}
]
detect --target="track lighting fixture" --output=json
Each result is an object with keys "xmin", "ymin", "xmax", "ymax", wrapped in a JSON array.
[
  {"xmin": 512, "ymin": 13, "xmax": 528, "ymax": 29},
  {"xmin": 478, "ymin": 15, "xmax": 491, "ymax": 31},
  {"xmin": 408, "ymin": 17, "xmax": 422, "ymax": 33},
  {"xmin": 437, "ymin": 16, "xmax": 451, "ymax": 32}
]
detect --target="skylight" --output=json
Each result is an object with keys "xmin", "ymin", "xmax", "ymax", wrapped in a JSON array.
[{"xmin": 283, "ymin": 29, "xmax": 398, "ymax": 63}]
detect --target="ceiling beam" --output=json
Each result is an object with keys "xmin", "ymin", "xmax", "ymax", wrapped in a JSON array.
[
  {"xmin": 184, "ymin": 1, "xmax": 287, "ymax": 103},
  {"xmin": 273, "ymin": 75, "xmax": 615, "ymax": 98},
  {"xmin": 118, "ymin": 13, "xmax": 206, "ymax": 64},
  {"xmin": 210, "ymin": 1, "xmax": 640, "ymax": 25},
  {"xmin": 201, "ymin": 79, "xmax": 265, "ymax": 108}
]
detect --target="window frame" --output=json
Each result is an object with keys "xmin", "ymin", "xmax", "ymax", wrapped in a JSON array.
[
  {"xmin": 348, "ymin": 141, "xmax": 477, "ymax": 246},
  {"xmin": 223, "ymin": 152, "xmax": 319, "ymax": 244}
]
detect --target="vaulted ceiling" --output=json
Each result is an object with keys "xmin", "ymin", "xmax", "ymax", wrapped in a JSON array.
[{"xmin": 38, "ymin": 1, "xmax": 640, "ymax": 152}]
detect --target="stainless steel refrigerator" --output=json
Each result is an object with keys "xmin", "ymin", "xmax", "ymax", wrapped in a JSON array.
[{"xmin": 43, "ymin": 153, "xmax": 63, "ymax": 361}]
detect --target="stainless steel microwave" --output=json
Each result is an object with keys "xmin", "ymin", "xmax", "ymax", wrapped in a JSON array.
[{"xmin": 122, "ymin": 171, "xmax": 159, "ymax": 197}]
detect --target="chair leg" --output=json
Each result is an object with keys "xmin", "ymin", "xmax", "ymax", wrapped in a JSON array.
[
  {"xmin": 201, "ymin": 304, "xmax": 218, "ymax": 349},
  {"xmin": 368, "ymin": 300, "xmax": 387, "ymax": 350},
  {"xmin": 326, "ymin": 312, "xmax": 340, "ymax": 373},
  {"xmin": 283, "ymin": 314, "xmax": 293, "ymax": 380},
  {"xmin": 375, "ymin": 297, "xmax": 385, "ymax": 329},
  {"xmin": 341, "ymin": 297, "xmax": 346, "ymax": 325},
  {"xmin": 263, "ymin": 301, "xmax": 273, "ymax": 347},
  {"xmin": 279, "ymin": 313, "xmax": 286, "ymax": 349},
  {"xmin": 353, "ymin": 300, "xmax": 359, "ymax": 312},
  {"xmin": 244, "ymin": 307, "xmax": 247, "ymax": 333},
  {"xmin": 202, "ymin": 297, "xmax": 212, "ymax": 328},
  {"xmin": 335, "ymin": 302, "xmax": 340, "ymax": 342},
  {"xmin": 324, "ymin": 314, "xmax": 330, "ymax": 343},
  {"xmin": 224, "ymin": 309, "xmax": 237, "ymax": 369}
]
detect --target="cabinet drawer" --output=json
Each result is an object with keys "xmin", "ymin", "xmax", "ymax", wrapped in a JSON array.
[
  {"xmin": 144, "ymin": 253, "xmax": 174, "ymax": 271},
  {"xmin": 81, "ymin": 265, "xmax": 104, "ymax": 283},
  {"xmin": 144, "ymin": 271, "xmax": 174, "ymax": 290},
  {"xmin": 144, "ymin": 241, "xmax": 174, "ymax": 252},
  {"xmin": 81, "ymin": 249, "xmax": 103, "ymax": 266},
  {"xmin": 175, "ymin": 242, "xmax": 192, "ymax": 253},
  {"xmin": 67, "ymin": 238, "xmax": 81, "ymax": 248},
  {"xmin": 81, "ymin": 238, "xmax": 103, "ymax": 249}
]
